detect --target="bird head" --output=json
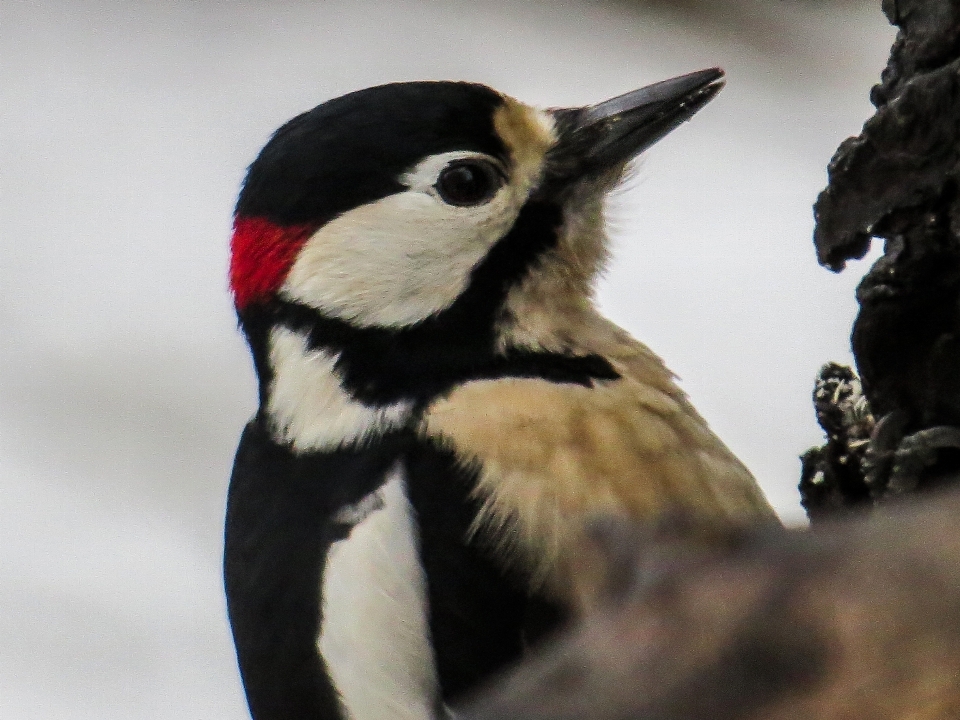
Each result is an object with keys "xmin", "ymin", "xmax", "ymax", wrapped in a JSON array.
[{"xmin": 230, "ymin": 70, "xmax": 724, "ymax": 333}]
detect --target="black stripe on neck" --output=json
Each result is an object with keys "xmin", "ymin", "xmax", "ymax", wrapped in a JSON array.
[
  {"xmin": 273, "ymin": 300, "xmax": 620, "ymax": 405},
  {"xmin": 403, "ymin": 439, "xmax": 567, "ymax": 702},
  {"xmin": 246, "ymin": 200, "xmax": 619, "ymax": 406}
]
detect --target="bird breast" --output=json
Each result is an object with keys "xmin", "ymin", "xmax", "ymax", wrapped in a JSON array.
[{"xmin": 419, "ymin": 309, "xmax": 778, "ymax": 600}]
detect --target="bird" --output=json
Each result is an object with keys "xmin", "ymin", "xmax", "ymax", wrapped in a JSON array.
[{"xmin": 223, "ymin": 69, "xmax": 779, "ymax": 720}]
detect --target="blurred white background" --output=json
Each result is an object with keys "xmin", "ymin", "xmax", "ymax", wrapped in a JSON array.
[{"xmin": 1, "ymin": 1, "xmax": 893, "ymax": 717}]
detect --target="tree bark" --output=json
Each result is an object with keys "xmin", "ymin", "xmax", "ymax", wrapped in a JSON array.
[{"xmin": 802, "ymin": 0, "xmax": 960, "ymax": 516}]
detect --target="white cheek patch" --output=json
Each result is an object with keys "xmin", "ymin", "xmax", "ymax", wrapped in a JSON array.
[
  {"xmin": 266, "ymin": 326, "xmax": 413, "ymax": 452},
  {"xmin": 280, "ymin": 151, "xmax": 536, "ymax": 329},
  {"xmin": 319, "ymin": 467, "xmax": 438, "ymax": 720}
]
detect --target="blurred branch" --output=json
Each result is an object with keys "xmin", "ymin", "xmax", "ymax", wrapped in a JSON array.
[
  {"xmin": 601, "ymin": 0, "xmax": 879, "ymax": 71},
  {"xmin": 460, "ymin": 491, "xmax": 960, "ymax": 720}
]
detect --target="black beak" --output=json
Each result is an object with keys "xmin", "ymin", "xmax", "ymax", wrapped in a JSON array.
[{"xmin": 544, "ymin": 68, "xmax": 725, "ymax": 186}]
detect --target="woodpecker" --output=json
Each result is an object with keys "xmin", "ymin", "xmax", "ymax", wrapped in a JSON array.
[{"xmin": 224, "ymin": 69, "xmax": 778, "ymax": 720}]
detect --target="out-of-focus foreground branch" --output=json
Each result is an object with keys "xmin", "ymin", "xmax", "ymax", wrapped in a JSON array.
[
  {"xmin": 460, "ymin": 494, "xmax": 960, "ymax": 720},
  {"xmin": 460, "ymin": 1, "xmax": 960, "ymax": 717}
]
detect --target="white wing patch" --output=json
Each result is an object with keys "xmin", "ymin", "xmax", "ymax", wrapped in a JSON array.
[
  {"xmin": 266, "ymin": 326, "xmax": 413, "ymax": 452},
  {"xmin": 319, "ymin": 467, "xmax": 439, "ymax": 720}
]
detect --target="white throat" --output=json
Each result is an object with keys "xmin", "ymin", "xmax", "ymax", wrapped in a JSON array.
[{"xmin": 265, "ymin": 325, "xmax": 413, "ymax": 453}]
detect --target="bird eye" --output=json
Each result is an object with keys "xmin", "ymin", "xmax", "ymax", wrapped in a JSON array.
[{"xmin": 435, "ymin": 160, "xmax": 502, "ymax": 206}]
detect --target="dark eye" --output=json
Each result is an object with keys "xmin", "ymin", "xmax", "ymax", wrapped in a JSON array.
[{"xmin": 435, "ymin": 160, "xmax": 502, "ymax": 206}]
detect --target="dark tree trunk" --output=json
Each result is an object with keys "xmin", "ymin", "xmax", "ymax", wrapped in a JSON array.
[{"xmin": 801, "ymin": 0, "xmax": 960, "ymax": 516}]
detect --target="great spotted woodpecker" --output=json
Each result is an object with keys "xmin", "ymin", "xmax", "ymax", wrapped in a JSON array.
[{"xmin": 224, "ymin": 69, "xmax": 778, "ymax": 720}]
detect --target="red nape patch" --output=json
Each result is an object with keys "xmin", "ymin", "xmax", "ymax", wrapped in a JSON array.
[{"xmin": 230, "ymin": 217, "xmax": 316, "ymax": 310}]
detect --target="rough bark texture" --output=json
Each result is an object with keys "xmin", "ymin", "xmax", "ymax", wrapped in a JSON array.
[
  {"xmin": 460, "ymin": 3, "xmax": 960, "ymax": 717},
  {"xmin": 802, "ymin": 0, "xmax": 960, "ymax": 515}
]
